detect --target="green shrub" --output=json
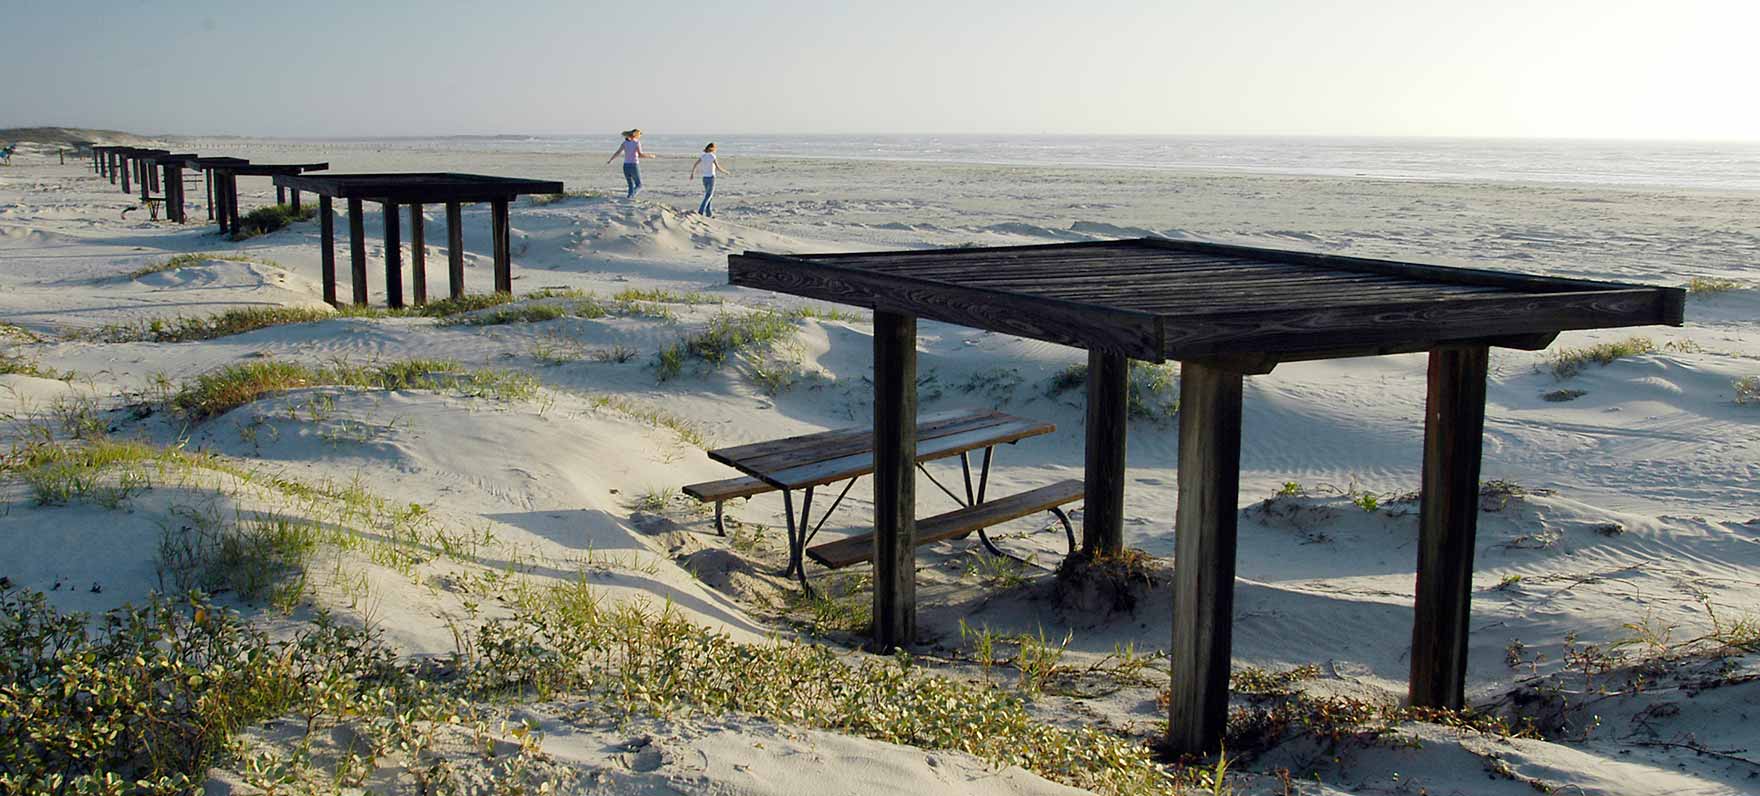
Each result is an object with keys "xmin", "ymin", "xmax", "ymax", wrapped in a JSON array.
[{"xmin": 234, "ymin": 204, "xmax": 317, "ymax": 239}]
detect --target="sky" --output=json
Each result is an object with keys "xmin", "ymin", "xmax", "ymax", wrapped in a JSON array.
[{"xmin": 2, "ymin": 0, "xmax": 1755, "ymax": 141}]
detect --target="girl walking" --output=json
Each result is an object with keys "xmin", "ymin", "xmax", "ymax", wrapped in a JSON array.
[
  {"xmin": 689, "ymin": 142, "xmax": 732, "ymax": 216},
  {"xmin": 605, "ymin": 129, "xmax": 655, "ymax": 198}
]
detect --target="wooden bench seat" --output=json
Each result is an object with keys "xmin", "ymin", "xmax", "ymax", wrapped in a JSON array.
[
  {"xmin": 806, "ymin": 478, "xmax": 1084, "ymax": 569},
  {"xmin": 681, "ymin": 475, "xmax": 773, "ymax": 503}
]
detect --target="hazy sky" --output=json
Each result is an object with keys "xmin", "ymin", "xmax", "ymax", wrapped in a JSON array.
[{"xmin": 3, "ymin": 0, "xmax": 1753, "ymax": 140}]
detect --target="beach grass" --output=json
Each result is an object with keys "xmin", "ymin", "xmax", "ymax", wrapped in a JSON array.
[
  {"xmin": 653, "ymin": 309, "xmax": 799, "ymax": 382},
  {"xmin": 91, "ymin": 294, "xmax": 523, "ymax": 343},
  {"xmin": 171, "ymin": 359, "xmax": 538, "ymax": 420},
  {"xmin": 1549, "ymin": 336, "xmax": 1657, "ymax": 379},
  {"xmin": 1047, "ymin": 360, "xmax": 1181, "ymax": 422}
]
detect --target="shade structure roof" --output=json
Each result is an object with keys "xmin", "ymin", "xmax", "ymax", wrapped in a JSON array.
[
  {"xmin": 215, "ymin": 162, "xmax": 328, "ymax": 176},
  {"xmin": 729, "ymin": 238, "xmax": 1685, "ymax": 362},
  {"xmin": 271, "ymin": 172, "xmax": 564, "ymax": 203},
  {"xmin": 183, "ymin": 156, "xmax": 250, "ymax": 169}
]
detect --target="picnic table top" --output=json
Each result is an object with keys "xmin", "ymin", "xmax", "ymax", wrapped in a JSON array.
[
  {"xmin": 728, "ymin": 238, "xmax": 1685, "ymax": 364},
  {"xmin": 708, "ymin": 408, "xmax": 1054, "ymax": 491}
]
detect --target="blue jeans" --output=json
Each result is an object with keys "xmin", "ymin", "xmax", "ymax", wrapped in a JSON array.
[
  {"xmin": 699, "ymin": 177, "xmax": 715, "ymax": 215},
  {"xmin": 623, "ymin": 163, "xmax": 641, "ymax": 198}
]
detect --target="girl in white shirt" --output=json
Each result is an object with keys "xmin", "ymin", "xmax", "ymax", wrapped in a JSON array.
[{"xmin": 689, "ymin": 143, "xmax": 731, "ymax": 216}]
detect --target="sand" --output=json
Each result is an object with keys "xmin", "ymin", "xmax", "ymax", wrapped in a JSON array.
[{"xmin": 1, "ymin": 136, "xmax": 1758, "ymax": 795}]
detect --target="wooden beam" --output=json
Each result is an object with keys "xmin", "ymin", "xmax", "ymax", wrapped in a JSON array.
[
  {"xmin": 348, "ymin": 198, "xmax": 367, "ymax": 306},
  {"xmin": 1167, "ymin": 360, "xmax": 1245, "ymax": 756},
  {"xmin": 490, "ymin": 198, "xmax": 511, "ymax": 294},
  {"xmin": 1409, "ymin": 345, "xmax": 1490, "ymax": 709},
  {"xmin": 384, "ymin": 201, "xmax": 404, "ymax": 309},
  {"xmin": 446, "ymin": 201, "xmax": 464, "ymax": 299},
  {"xmin": 409, "ymin": 203, "xmax": 426, "ymax": 305},
  {"xmin": 319, "ymin": 196, "xmax": 336, "ymax": 307},
  {"xmin": 1082, "ymin": 350, "xmax": 1130, "ymax": 557},
  {"xmin": 871, "ymin": 310, "xmax": 919, "ymax": 651}
]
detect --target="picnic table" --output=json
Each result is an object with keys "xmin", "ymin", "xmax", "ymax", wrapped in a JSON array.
[{"xmin": 684, "ymin": 408, "xmax": 1082, "ymax": 591}]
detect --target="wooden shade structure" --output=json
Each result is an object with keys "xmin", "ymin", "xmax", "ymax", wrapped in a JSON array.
[
  {"xmin": 208, "ymin": 162, "xmax": 329, "ymax": 236},
  {"xmin": 727, "ymin": 237, "xmax": 1684, "ymax": 756},
  {"xmin": 182, "ymin": 157, "xmax": 250, "ymax": 224},
  {"xmin": 272, "ymin": 173, "xmax": 563, "ymax": 309},
  {"xmin": 143, "ymin": 153, "xmax": 198, "ymax": 223},
  {"xmin": 110, "ymin": 147, "xmax": 168, "ymax": 197}
]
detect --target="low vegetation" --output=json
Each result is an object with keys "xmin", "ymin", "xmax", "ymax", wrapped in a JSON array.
[
  {"xmin": 526, "ymin": 189, "xmax": 601, "ymax": 205},
  {"xmin": 1737, "ymin": 376, "xmax": 1759, "ymax": 405},
  {"xmin": 654, "ymin": 309, "xmax": 799, "ymax": 381},
  {"xmin": 1548, "ymin": 336, "xmax": 1656, "ymax": 379},
  {"xmin": 1687, "ymin": 276, "xmax": 1747, "ymax": 294},
  {"xmin": 171, "ymin": 359, "xmax": 538, "ymax": 420},
  {"xmin": 1046, "ymin": 360, "xmax": 1181, "ymax": 422},
  {"xmin": 91, "ymin": 294, "xmax": 521, "ymax": 343},
  {"xmin": 233, "ymin": 203, "xmax": 318, "ymax": 239},
  {"xmin": 127, "ymin": 252, "xmax": 271, "ymax": 280}
]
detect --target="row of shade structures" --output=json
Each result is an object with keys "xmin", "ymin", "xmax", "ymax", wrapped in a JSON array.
[
  {"xmin": 86, "ymin": 146, "xmax": 563, "ymax": 309},
  {"xmin": 88, "ymin": 145, "xmax": 326, "ymax": 231}
]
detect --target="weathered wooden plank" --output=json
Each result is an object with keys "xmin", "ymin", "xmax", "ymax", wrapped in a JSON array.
[
  {"xmin": 384, "ymin": 202, "xmax": 404, "ymax": 310},
  {"xmin": 709, "ymin": 408, "xmax": 984, "ymax": 465},
  {"xmin": 1167, "ymin": 360, "xmax": 1245, "ymax": 756},
  {"xmin": 491, "ymin": 199, "xmax": 511, "ymax": 294},
  {"xmin": 1158, "ymin": 289, "xmax": 1682, "ymax": 360},
  {"xmin": 1083, "ymin": 350, "xmax": 1129, "ymax": 557},
  {"xmin": 409, "ymin": 203, "xmax": 426, "ymax": 306},
  {"xmin": 729, "ymin": 252, "xmax": 1165, "ymax": 361},
  {"xmin": 446, "ymin": 201, "xmax": 464, "ymax": 299},
  {"xmin": 871, "ymin": 310, "xmax": 918, "ymax": 651},
  {"xmin": 810, "ymin": 479, "xmax": 1085, "ymax": 569},
  {"xmin": 348, "ymin": 199, "xmax": 367, "ymax": 306},
  {"xmin": 719, "ymin": 410, "xmax": 1020, "ymax": 474},
  {"xmin": 319, "ymin": 196, "xmax": 336, "ymax": 307},
  {"xmin": 681, "ymin": 476, "xmax": 774, "ymax": 503},
  {"xmin": 1409, "ymin": 345, "xmax": 1489, "ymax": 709},
  {"xmin": 1137, "ymin": 236, "xmax": 1653, "ymax": 295}
]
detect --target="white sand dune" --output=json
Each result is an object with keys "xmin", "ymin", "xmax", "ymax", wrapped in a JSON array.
[{"xmin": 2, "ymin": 142, "xmax": 1758, "ymax": 794}]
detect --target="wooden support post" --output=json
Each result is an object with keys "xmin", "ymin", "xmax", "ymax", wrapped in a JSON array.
[
  {"xmin": 276, "ymin": 186, "xmax": 286, "ymax": 205},
  {"xmin": 120, "ymin": 157, "xmax": 131, "ymax": 194},
  {"xmin": 871, "ymin": 310, "xmax": 919, "ymax": 651},
  {"xmin": 409, "ymin": 204, "xmax": 426, "ymax": 305},
  {"xmin": 1167, "ymin": 361, "xmax": 1245, "ymax": 757},
  {"xmin": 214, "ymin": 173, "xmax": 228, "ymax": 233},
  {"xmin": 140, "ymin": 162, "xmax": 151, "ymax": 203},
  {"xmin": 204, "ymin": 170, "xmax": 213, "ymax": 220},
  {"xmin": 319, "ymin": 196, "xmax": 336, "ymax": 307},
  {"xmin": 226, "ymin": 174, "xmax": 241, "ymax": 238},
  {"xmin": 148, "ymin": 161, "xmax": 159, "ymax": 193},
  {"xmin": 383, "ymin": 202, "xmax": 404, "ymax": 309},
  {"xmin": 1409, "ymin": 345, "xmax": 1490, "ymax": 709},
  {"xmin": 290, "ymin": 189, "xmax": 301, "ymax": 213},
  {"xmin": 348, "ymin": 198, "xmax": 367, "ymax": 306},
  {"xmin": 1083, "ymin": 349, "xmax": 1129, "ymax": 557},
  {"xmin": 490, "ymin": 198, "xmax": 511, "ymax": 294},
  {"xmin": 446, "ymin": 201, "xmax": 464, "ymax": 299}
]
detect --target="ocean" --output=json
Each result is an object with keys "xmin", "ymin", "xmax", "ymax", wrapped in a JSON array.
[{"xmin": 273, "ymin": 134, "xmax": 1760, "ymax": 193}]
